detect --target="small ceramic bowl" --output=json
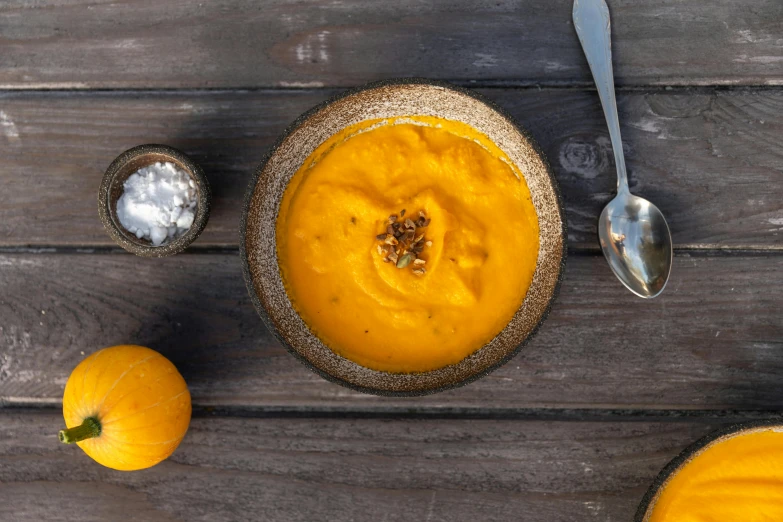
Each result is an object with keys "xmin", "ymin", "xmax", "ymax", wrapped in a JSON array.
[
  {"xmin": 241, "ymin": 78, "xmax": 566, "ymax": 396},
  {"xmin": 98, "ymin": 144, "xmax": 211, "ymax": 257},
  {"xmin": 635, "ymin": 420, "xmax": 783, "ymax": 521}
]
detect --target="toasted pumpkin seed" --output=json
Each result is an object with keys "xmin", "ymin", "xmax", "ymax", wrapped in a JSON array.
[{"xmin": 396, "ymin": 253, "xmax": 413, "ymax": 268}]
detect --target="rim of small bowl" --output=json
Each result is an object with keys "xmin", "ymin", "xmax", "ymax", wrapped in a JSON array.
[
  {"xmin": 240, "ymin": 78, "xmax": 567, "ymax": 396},
  {"xmin": 98, "ymin": 144, "xmax": 211, "ymax": 257},
  {"xmin": 634, "ymin": 418, "xmax": 783, "ymax": 522}
]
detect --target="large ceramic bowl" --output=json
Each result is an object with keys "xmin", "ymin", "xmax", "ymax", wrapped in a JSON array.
[
  {"xmin": 635, "ymin": 420, "xmax": 783, "ymax": 521},
  {"xmin": 241, "ymin": 78, "xmax": 566, "ymax": 396}
]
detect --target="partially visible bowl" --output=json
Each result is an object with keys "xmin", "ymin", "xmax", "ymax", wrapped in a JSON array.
[
  {"xmin": 99, "ymin": 144, "xmax": 211, "ymax": 257},
  {"xmin": 635, "ymin": 420, "xmax": 783, "ymax": 521},
  {"xmin": 241, "ymin": 78, "xmax": 566, "ymax": 395}
]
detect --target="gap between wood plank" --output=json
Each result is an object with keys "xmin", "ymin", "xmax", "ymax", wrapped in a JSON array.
[
  {"xmin": 3, "ymin": 399, "xmax": 783, "ymax": 423},
  {"xmin": 2, "ymin": 84, "xmax": 783, "ymax": 94}
]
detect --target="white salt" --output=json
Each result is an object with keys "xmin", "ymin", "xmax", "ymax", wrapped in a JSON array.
[{"xmin": 116, "ymin": 162, "xmax": 197, "ymax": 246}]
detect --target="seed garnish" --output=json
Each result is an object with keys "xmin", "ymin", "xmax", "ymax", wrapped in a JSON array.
[{"xmin": 375, "ymin": 209, "xmax": 432, "ymax": 273}]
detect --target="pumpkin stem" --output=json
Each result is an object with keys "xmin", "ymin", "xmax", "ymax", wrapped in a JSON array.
[{"xmin": 58, "ymin": 417, "xmax": 101, "ymax": 444}]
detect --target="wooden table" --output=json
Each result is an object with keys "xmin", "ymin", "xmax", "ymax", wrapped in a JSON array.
[{"xmin": 2, "ymin": 1, "xmax": 782, "ymax": 520}]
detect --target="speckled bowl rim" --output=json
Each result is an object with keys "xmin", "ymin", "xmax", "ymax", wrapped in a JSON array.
[
  {"xmin": 98, "ymin": 144, "xmax": 211, "ymax": 257},
  {"xmin": 240, "ymin": 78, "xmax": 567, "ymax": 396},
  {"xmin": 634, "ymin": 419, "xmax": 783, "ymax": 521}
]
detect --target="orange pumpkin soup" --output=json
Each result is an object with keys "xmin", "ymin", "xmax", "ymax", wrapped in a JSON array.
[
  {"xmin": 647, "ymin": 429, "xmax": 783, "ymax": 522},
  {"xmin": 276, "ymin": 116, "xmax": 539, "ymax": 373}
]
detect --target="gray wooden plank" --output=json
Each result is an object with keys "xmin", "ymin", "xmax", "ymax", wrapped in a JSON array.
[
  {"xmin": 1, "ymin": 89, "xmax": 783, "ymax": 248},
  {"xmin": 1, "ymin": 0, "xmax": 782, "ymax": 89},
  {"xmin": 0, "ymin": 411, "xmax": 728, "ymax": 522},
  {"xmin": 2, "ymin": 252, "xmax": 783, "ymax": 410}
]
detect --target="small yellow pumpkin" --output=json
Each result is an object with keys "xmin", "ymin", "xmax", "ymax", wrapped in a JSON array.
[{"xmin": 59, "ymin": 345, "xmax": 191, "ymax": 471}]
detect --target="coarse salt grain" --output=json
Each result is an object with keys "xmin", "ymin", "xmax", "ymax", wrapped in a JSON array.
[{"xmin": 116, "ymin": 162, "xmax": 197, "ymax": 246}]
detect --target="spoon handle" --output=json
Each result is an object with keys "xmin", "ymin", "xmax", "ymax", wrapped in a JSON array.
[{"xmin": 573, "ymin": 0, "xmax": 628, "ymax": 192}]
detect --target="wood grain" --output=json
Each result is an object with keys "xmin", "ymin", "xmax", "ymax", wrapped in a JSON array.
[
  {"xmin": 2, "ymin": 89, "xmax": 783, "ymax": 248},
  {"xmin": 2, "ymin": 252, "xmax": 783, "ymax": 410},
  {"xmin": 1, "ymin": 0, "xmax": 782, "ymax": 89},
  {"xmin": 0, "ymin": 411, "xmax": 733, "ymax": 521}
]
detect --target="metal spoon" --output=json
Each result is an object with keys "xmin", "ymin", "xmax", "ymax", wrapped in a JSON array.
[{"xmin": 573, "ymin": 0, "xmax": 672, "ymax": 298}]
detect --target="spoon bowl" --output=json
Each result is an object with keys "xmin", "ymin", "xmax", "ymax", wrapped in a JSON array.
[{"xmin": 599, "ymin": 190, "xmax": 672, "ymax": 298}]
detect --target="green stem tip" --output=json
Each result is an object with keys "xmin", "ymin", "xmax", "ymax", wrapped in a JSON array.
[{"xmin": 58, "ymin": 417, "xmax": 101, "ymax": 444}]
